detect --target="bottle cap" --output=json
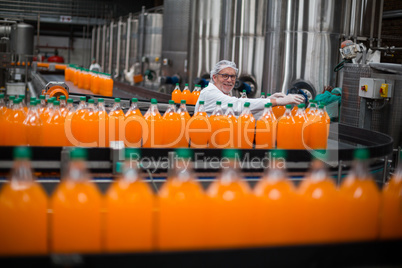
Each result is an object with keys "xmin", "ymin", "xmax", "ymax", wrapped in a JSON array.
[
  {"xmin": 47, "ymin": 98, "xmax": 54, "ymax": 103},
  {"xmin": 10, "ymin": 95, "xmax": 15, "ymax": 100},
  {"xmin": 265, "ymin": 103, "xmax": 272, "ymax": 108},
  {"xmin": 261, "ymin": 92, "xmax": 265, "ymax": 95},
  {"xmin": 67, "ymin": 98, "xmax": 74, "ymax": 103},
  {"xmin": 298, "ymin": 103, "xmax": 305, "ymax": 108},
  {"xmin": 272, "ymin": 149, "xmax": 287, "ymax": 160},
  {"xmin": 30, "ymin": 100, "xmax": 36, "ymax": 106},
  {"xmin": 70, "ymin": 147, "xmax": 87, "ymax": 160},
  {"xmin": 53, "ymin": 100, "xmax": 60, "ymax": 106},
  {"xmin": 151, "ymin": 98, "xmax": 157, "ymax": 104},
  {"xmin": 228, "ymin": 103, "xmax": 233, "ymax": 107},
  {"xmin": 199, "ymin": 101, "xmax": 204, "ymax": 105},
  {"xmin": 169, "ymin": 100, "xmax": 175, "ymax": 104},
  {"xmin": 285, "ymin": 104, "xmax": 292, "ymax": 109},
  {"xmin": 39, "ymin": 95, "xmax": 45, "ymax": 100},
  {"xmin": 318, "ymin": 104, "xmax": 324, "ymax": 109},
  {"xmin": 30, "ymin": 97, "xmax": 36, "ymax": 101},
  {"xmin": 0, "ymin": 93, "xmax": 4, "ymax": 98},
  {"xmin": 88, "ymin": 99, "xmax": 95, "ymax": 104},
  {"xmin": 354, "ymin": 148, "xmax": 369, "ymax": 160},
  {"xmin": 125, "ymin": 148, "xmax": 141, "ymax": 160},
  {"xmin": 244, "ymin": 102, "xmax": 250, "ymax": 107},
  {"xmin": 59, "ymin": 95, "xmax": 66, "ymax": 100},
  {"xmin": 98, "ymin": 98, "xmax": 104, "ymax": 103},
  {"xmin": 132, "ymin": 98, "xmax": 138, "ymax": 103},
  {"xmin": 114, "ymin": 98, "xmax": 121, "ymax": 103},
  {"xmin": 80, "ymin": 96, "xmax": 86, "ymax": 101},
  {"xmin": 19, "ymin": 94, "xmax": 25, "ymax": 99},
  {"xmin": 222, "ymin": 149, "xmax": 239, "ymax": 159},
  {"xmin": 185, "ymin": 83, "xmax": 189, "ymax": 86},
  {"xmin": 36, "ymin": 100, "xmax": 41, "ymax": 105},
  {"xmin": 216, "ymin": 101, "xmax": 222, "ymax": 105},
  {"xmin": 243, "ymin": 90, "xmax": 246, "ymax": 93},
  {"xmin": 176, "ymin": 83, "xmax": 179, "ymax": 86},
  {"xmin": 50, "ymin": 97, "xmax": 57, "ymax": 102},
  {"xmin": 115, "ymin": 162, "xmax": 123, "ymax": 174},
  {"xmin": 176, "ymin": 148, "xmax": 192, "ymax": 159},
  {"xmin": 310, "ymin": 103, "xmax": 316, "ymax": 108},
  {"xmin": 181, "ymin": 100, "xmax": 186, "ymax": 104},
  {"xmin": 13, "ymin": 146, "xmax": 31, "ymax": 160}
]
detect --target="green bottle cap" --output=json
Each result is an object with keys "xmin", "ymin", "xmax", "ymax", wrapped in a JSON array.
[
  {"xmin": 0, "ymin": 93, "xmax": 4, "ymax": 98},
  {"xmin": 181, "ymin": 100, "xmax": 186, "ymax": 104},
  {"xmin": 125, "ymin": 148, "xmax": 141, "ymax": 160},
  {"xmin": 30, "ymin": 97, "xmax": 36, "ymax": 101},
  {"xmin": 185, "ymin": 83, "xmax": 189, "ymax": 86},
  {"xmin": 176, "ymin": 83, "xmax": 179, "ymax": 86},
  {"xmin": 310, "ymin": 104, "xmax": 316, "ymax": 108},
  {"xmin": 151, "ymin": 98, "xmax": 157, "ymax": 104},
  {"xmin": 176, "ymin": 148, "xmax": 192, "ymax": 159},
  {"xmin": 19, "ymin": 94, "xmax": 25, "ymax": 99},
  {"xmin": 169, "ymin": 100, "xmax": 175, "ymax": 104},
  {"xmin": 67, "ymin": 98, "xmax": 74, "ymax": 103},
  {"xmin": 244, "ymin": 102, "xmax": 250, "ymax": 107},
  {"xmin": 47, "ymin": 98, "xmax": 54, "ymax": 104},
  {"xmin": 265, "ymin": 103, "xmax": 273, "ymax": 108},
  {"xmin": 35, "ymin": 100, "xmax": 40, "ymax": 105},
  {"xmin": 216, "ymin": 101, "xmax": 222, "ymax": 105},
  {"xmin": 30, "ymin": 100, "xmax": 36, "ymax": 106},
  {"xmin": 222, "ymin": 149, "xmax": 239, "ymax": 159},
  {"xmin": 9, "ymin": 96, "xmax": 15, "ymax": 100},
  {"xmin": 318, "ymin": 105, "xmax": 324, "ymax": 109},
  {"xmin": 199, "ymin": 101, "xmax": 204, "ymax": 105},
  {"xmin": 298, "ymin": 103, "xmax": 305, "ymax": 108},
  {"xmin": 354, "ymin": 148, "xmax": 369, "ymax": 160},
  {"xmin": 88, "ymin": 99, "xmax": 95, "ymax": 104},
  {"xmin": 39, "ymin": 95, "xmax": 45, "ymax": 100},
  {"xmin": 115, "ymin": 98, "xmax": 121, "ymax": 103},
  {"xmin": 70, "ymin": 147, "xmax": 87, "ymax": 160},
  {"xmin": 98, "ymin": 98, "xmax": 104, "ymax": 103},
  {"xmin": 59, "ymin": 95, "xmax": 66, "ymax": 100},
  {"xmin": 132, "ymin": 98, "xmax": 138, "ymax": 103},
  {"xmin": 285, "ymin": 104, "xmax": 292, "ymax": 109},
  {"xmin": 13, "ymin": 146, "xmax": 31, "ymax": 160},
  {"xmin": 80, "ymin": 96, "xmax": 86, "ymax": 101},
  {"xmin": 50, "ymin": 97, "xmax": 56, "ymax": 101},
  {"xmin": 261, "ymin": 92, "xmax": 265, "ymax": 96},
  {"xmin": 53, "ymin": 100, "xmax": 60, "ymax": 106},
  {"xmin": 228, "ymin": 103, "xmax": 233, "ymax": 107},
  {"xmin": 272, "ymin": 149, "xmax": 287, "ymax": 160}
]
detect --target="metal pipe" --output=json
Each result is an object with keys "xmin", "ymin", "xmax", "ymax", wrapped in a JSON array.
[
  {"xmin": 353, "ymin": 0, "xmax": 361, "ymax": 43},
  {"xmin": 125, "ymin": 13, "xmax": 132, "ymax": 72},
  {"xmin": 383, "ymin": 155, "xmax": 389, "ymax": 184},
  {"xmin": 369, "ymin": 0, "xmax": 376, "ymax": 48},
  {"xmin": 36, "ymin": 13, "xmax": 40, "ymax": 54},
  {"xmin": 377, "ymin": 0, "xmax": 384, "ymax": 48},
  {"xmin": 0, "ymin": 26, "xmax": 12, "ymax": 36},
  {"xmin": 91, "ymin": 27, "xmax": 96, "ymax": 62},
  {"xmin": 115, "ymin": 17, "xmax": 122, "ymax": 79},
  {"xmin": 138, "ymin": 6, "xmax": 146, "ymax": 75},
  {"xmin": 102, "ymin": 25, "xmax": 106, "ymax": 71},
  {"xmin": 27, "ymin": 81, "xmax": 37, "ymax": 99},
  {"xmin": 188, "ymin": 1, "xmax": 196, "ymax": 87},
  {"xmin": 383, "ymin": 10, "xmax": 402, "ymax": 19},
  {"xmin": 108, "ymin": 21, "xmax": 113, "ymax": 74},
  {"xmin": 82, "ymin": 26, "xmax": 85, "ymax": 67}
]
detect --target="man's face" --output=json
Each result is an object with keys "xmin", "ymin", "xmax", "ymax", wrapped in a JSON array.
[{"xmin": 213, "ymin": 67, "xmax": 237, "ymax": 94}]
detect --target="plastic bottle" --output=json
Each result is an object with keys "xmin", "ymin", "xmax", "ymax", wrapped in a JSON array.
[
  {"xmin": 253, "ymin": 150, "xmax": 297, "ymax": 246},
  {"xmin": 71, "ymin": 96, "xmax": 87, "ymax": 145},
  {"xmin": 19, "ymin": 94, "xmax": 27, "ymax": 113},
  {"xmin": 272, "ymin": 105, "xmax": 286, "ymax": 119},
  {"xmin": 181, "ymin": 83, "xmax": 191, "ymax": 105},
  {"xmin": 177, "ymin": 100, "xmax": 191, "ymax": 147},
  {"xmin": 380, "ymin": 150, "xmax": 402, "ymax": 239},
  {"xmin": 4, "ymin": 98, "xmax": 27, "ymax": 146},
  {"xmin": 0, "ymin": 147, "xmax": 48, "ymax": 256},
  {"xmin": 124, "ymin": 98, "xmax": 143, "ymax": 147},
  {"xmin": 96, "ymin": 98, "xmax": 109, "ymax": 147},
  {"xmin": 83, "ymin": 69, "xmax": 91, "ymax": 90},
  {"xmin": 51, "ymin": 148, "xmax": 102, "ymax": 253},
  {"xmin": 38, "ymin": 95, "xmax": 46, "ymax": 113},
  {"xmin": 321, "ymin": 102, "xmax": 331, "ymax": 138},
  {"xmin": 23, "ymin": 100, "xmax": 43, "ymax": 146},
  {"xmin": 104, "ymin": 74, "xmax": 114, "ymax": 97},
  {"xmin": 297, "ymin": 151, "xmax": 341, "ymax": 244},
  {"xmin": 40, "ymin": 97, "xmax": 55, "ymax": 125},
  {"xmin": 162, "ymin": 100, "xmax": 181, "ymax": 148},
  {"xmin": 0, "ymin": 94, "xmax": 9, "ymax": 145},
  {"xmin": 42, "ymin": 101, "xmax": 68, "ymax": 146},
  {"xmin": 339, "ymin": 148, "xmax": 380, "ymax": 241},
  {"xmin": 143, "ymin": 98, "xmax": 163, "ymax": 147},
  {"xmin": 225, "ymin": 103, "xmax": 238, "ymax": 148},
  {"xmin": 260, "ymin": 92, "xmax": 266, "ymax": 98},
  {"xmin": 65, "ymin": 64, "xmax": 71, "ymax": 81},
  {"xmin": 237, "ymin": 102, "xmax": 255, "ymax": 149},
  {"xmin": 308, "ymin": 105, "xmax": 328, "ymax": 149},
  {"xmin": 277, "ymin": 105, "xmax": 295, "ymax": 149},
  {"xmin": 109, "ymin": 98, "xmax": 125, "ymax": 143},
  {"xmin": 240, "ymin": 90, "xmax": 247, "ymax": 98},
  {"xmin": 158, "ymin": 148, "xmax": 207, "ymax": 250},
  {"xmin": 190, "ymin": 84, "xmax": 199, "ymax": 105},
  {"xmin": 255, "ymin": 103, "xmax": 277, "ymax": 149},
  {"xmin": 104, "ymin": 148, "xmax": 154, "ymax": 252},
  {"xmin": 171, "ymin": 83, "xmax": 182, "ymax": 104},
  {"xmin": 91, "ymin": 72, "xmax": 101, "ymax": 94},
  {"xmin": 188, "ymin": 100, "xmax": 210, "ymax": 148},
  {"xmin": 303, "ymin": 103, "xmax": 317, "ymax": 148},
  {"xmin": 209, "ymin": 101, "xmax": 229, "ymax": 148},
  {"xmin": 207, "ymin": 149, "xmax": 253, "ymax": 248},
  {"xmin": 80, "ymin": 99, "xmax": 98, "ymax": 147},
  {"xmin": 59, "ymin": 95, "xmax": 67, "ymax": 112},
  {"xmin": 293, "ymin": 103, "xmax": 307, "ymax": 149}
]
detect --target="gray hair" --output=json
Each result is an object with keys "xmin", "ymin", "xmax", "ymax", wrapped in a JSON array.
[{"xmin": 210, "ymin": 60, "xmax": 238, "ymax": 84}]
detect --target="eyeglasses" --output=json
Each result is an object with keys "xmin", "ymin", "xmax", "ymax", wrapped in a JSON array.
[{"xmin": 216, "ymin": 73, "xmax": 237, "ymax": 80}]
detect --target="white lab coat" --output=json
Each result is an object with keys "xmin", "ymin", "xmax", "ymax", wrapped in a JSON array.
[
  {"xmin": 89, "ymin": 63, "xmax": 102, "ymax": 72},
  {"xmin": 194, "ymin": 83, "xmax": 271, "ymax": 119}
]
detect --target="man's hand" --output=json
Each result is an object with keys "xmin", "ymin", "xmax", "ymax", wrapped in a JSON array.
[
  {"xmin": 270, "ymin": 92, "xmax": 286, "ymax": 98},
  {"xmin": 274, "ymin": 94, "xmax": 304, "ymax": 106}
]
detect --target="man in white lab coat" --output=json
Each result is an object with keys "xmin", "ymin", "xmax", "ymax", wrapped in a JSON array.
[{"xmin": 195, "ymin": 60, "xmax": 304, "ymax": 118}]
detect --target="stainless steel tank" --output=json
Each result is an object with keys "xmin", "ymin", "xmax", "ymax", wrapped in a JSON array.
[
  {"xmin": 126, "ymin": 15, "xmax": 139, "ymax": 71},
  {"xmin": 110, "ymin": 21, "xmax": 118, "ymax": 76},
  {"xmin": 10, "ymin": 22, "xmax": 34, "ymax": 62}
]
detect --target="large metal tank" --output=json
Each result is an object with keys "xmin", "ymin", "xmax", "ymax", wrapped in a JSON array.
[
  {"xmin": 10, "ymin": 22, "xmax": 34, "ymax": 62},
  {"xmin": 126, "ymin": 15, "xmax": 139, "ymax": 71},
  {"xmin": 110, "ymin": 21, "xmax": 118, "ymax": 76}
]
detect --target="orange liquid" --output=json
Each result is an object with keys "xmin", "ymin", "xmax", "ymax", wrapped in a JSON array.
[
  {"xmin": 158, "ymin": 178, "xmax": 207, "ymax": 250},
  {"xmin": 177, "ymin": 110, "xmax": 190, "ymax": 147},
  {"xmin": 162, "ymin": 110, "xmax": 181, "ymax": 148},
  {"xmin": 51, "ymin": 180, "xmax": 102, "ymax": 253},
  {"xmin": 143, "ymin": 113, "xmax": 163, "ymax": 148},
  {"xmin": 42, "ymin": 111, "xmax": 68, "ymax": 146},
  {"xmin": 84, "ymin": 72, "xmax": 91, "ymax": 90},
  {"xmin": 237, "ymin": 113, "xmax": 255, "ymax": 149},
  {"xmin": 104, "ymin": 78, "xmax": 113, "ymax": 97},
  {"xmin": 65, "ymin": 67, "xmax": 70, "ymax": 81},
  {"xmin": 293, "ymin": 111, "xmax": 306, "ymax": 149},
  {"xmin": 297, "ymin": 177, "xmax": 341, "ymax": 244},
  {"xmin": 339, "ymin": 176, "xmax": 380, "ymax": 241},
  {"xmin": 210, "ymin": 115, "xmax": 232, "ymax": 148},
  {"xmin": 308, "ymin": 113, "xmax": 327, "ymax": 149},
  {"xmin": 109, "ymin": 110, "xmax": 125, "ymax": 142},
  {"xmin": 188, "ymin": 112, "xmax": 211, "ymax": 148},
  {"xmin": 272, "ymin": 105, "xmax": 286, "ymax": 119},
  {"xmin": 380, "ymin": 174, "xmax": 402, "ymax": 239},
  {"xmin": 73, "ymin": 69, "xmax": 79, "ymax": 86},
  {"xmin": 104, "ymin": 178, "xmax": 154, "ymax": 252},
  {"xmin": 255, "ymin": 114, "xmax": 276, "ymax": 149},
  {"xmin": 171, "ymin": 89, "xmax": 182, "ymax": 104},
  {"xmin": 92, "ymin": 75, "xmax": 101, "ymax": 94},
  {"xmin": 97, "ymin": 109, "xmax": 109, "ymax": 147},
  {"xmin": 277, "ymin": 112, "xmax": 295, "ymax": 149},
  {"xmin": 181, "ymin": 89, "xmax": 191, "ymax": 104},
  {"xmin": 24, "ymin": 111, "xmax": 43, "ymax": 146},
  {"xmin": 64, "ymin": 109, "xmax": 76, "ymax": 146},
  {"xmin": 4, "ymin": 108, "xmax": 26, "ymax": 146},
  {"xmin": 71, "ymin": 108, "xmax": 86, "ymax": 144},
  {"xmin": 124, "ymin": 109, "xmax": 143, "ymax": 147},
  {"xmin": 0, "ymin": 182, "xmax": 48, "ymax": 256},
  {"xmin": 0, "ymin": 107, "xmax": 10, "ymax": 145},
  {"xmin": 254, "ymin": 178, "xmax": 298, "ymax": 246},
  {"xmin": 291, "ymin": 106, "xmax": 298, "ymax": 116},
  {"xmin": 81, "ymin": 108, "xmax": 99, "ymax": 147},
  {"xmin": 207, "ymin": 179, "xmax": 254, "ymax": 248},
  {"xmin": 78, "ymin": 71, "xmax": 85, "ymax": 88}
]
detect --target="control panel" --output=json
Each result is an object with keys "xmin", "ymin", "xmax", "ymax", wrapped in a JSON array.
[{"xmin": 358, "ymin": 78, "xmax": 392, "ymax": 99}]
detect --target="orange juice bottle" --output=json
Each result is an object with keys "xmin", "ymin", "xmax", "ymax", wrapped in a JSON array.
[
  {"xmin": 297, "ymin": 152, "xmax": 341, "ymax": 244},
  {"xmin": 255, "ymin": 103, "xmax": 277, "ymax": 149},
  {"xmin": 158, "ymin": 148, "xmax": 207, "ymax": 250},
  {"xmin": 277, "ymin": 105, "xmax": 295, "ymax": 149},
  {"xmin": 65, "ymin": 64, "xmax": 71, "ymax": 81},
  {"xmin": 42, "ymin": 101, "xmax": 68, "ymax": 146},
  {"xmin": 207, "ymin": 149, "xmax": 254, "ymax": 248},
  {"xmin": 104, "ymin": 148, "xmax": 154, "ymax": 252},
  {"xmin": 303, "ymin": 103, "xmax": 316, "ymax": 148},
  {"xmin": 189, "ymin": 84, "xmax": 198, "ymax": 105},
  {"xmin": 109, "ymin": 98, "xmax": 125, "ymax": 143},
  {"xmin": 23, "ymin": 100, "xmax": 43, "ymax": 146},
  {"xmin": 19, "ymin": 94, "xmax": 28, "ymax": 114},
  {"xmin": 40, "ymin": 97, "xmax": 55, "ymax": 124},
  {"xmin": 171, "ymin": 83, "xmax": 182, "ymax": 104},
  {"xmin": 177, "ymin": 100, "xmax": 191, "ymax": 147},
  {"xmin": 143, "ymin": 99, "xmax": 163, "ymax": 148},
  {"xmin": 188, "ymin": 100, "xmax": 210, "ymax": 148},
  {"xmin": 77, "ymin": 68, "xmax": 85, "ymax": 88},
  {"xmin": 38, "ymin": 95, "xmax": 46, "ymax": 113},
  {"xmin": 96, "ymin": 98, "xmax": 109, "ymax": 147},
  {"xmin": 51, "ymin": 148, "xmax": 102, "ymax": 253},
  {"xmin": 59, "ymin": 95, "xmax": 67, "ymax": 112},
  {"xmin": 209, "ymin": 101, "xmax": 230, "ymax": 148},
  {"xmin": 162, "ymin": 100, "xmax": 181, "ymax": 147},
  {"xmin": 124, "ymin": 98, "xmax": 143, "ymax": 147},
  {"xmin": 293, "ymin": 103, "xmax": 307, "ymax": 149},
  {"xmin": 80, "ymin": 99, "xmax": 98, "ymax": 147},
  {"xmin": 103, "ymin": 74, "xmax": 114, "ymax": 97},
  {"xmin": 308, "ymin": 105, "xmax": 328, "ymax": 149},
  {"xmin": 83, "ymin": 69, "xmax": 91, "ymax": 90},
  {"xmin": 253, "ymin": 150, "xmax": 298, "ymax": 246},
  {"xmin": 380, "ymin": 150, "xmax": 402, "ymax": 239},
  {"xmin": 0, "ymin": 147, "xmax": 48, "ymax": 256},
  {"xmin": 63, "ymin": 98, "xmax": 76, "ymax": 146},
  {"xmin": 305, "ymin": 100, "xmax": 314, "ymax": 113},
  {"xmin": 181, "ymin": 83, "xmax": 191, "ymax": 104},
  {"xmin": 90, "ymin": 71, "xmax": 96, "ymax": 93},
  {"xmin": 321, "ymin": 102, "xmax": 331, "ymax": 138},
  {"xmin": 260, "ymin": 92, "xmax": 266, "ymax": 98},
  {"xmin": 4, "ymin": 98, "xmax": 27, "ymax": 146},
  {"xmin": 339, "ymin": 148, "xmax": 380, "ymax": 241},
  {"xmin": 71, "ymin": 96, "xmax": 87, "ymax": 145},
  {"xmin": 225, "ymin": 103, "xmax": 238, "ymax": 148},
  {"xmin": 237, "ymin": 102, "xmax": 255, "ymax": 149},
  {"xmin": 7, "ymin": 95, "xmax": 15, "ymax": 109}
]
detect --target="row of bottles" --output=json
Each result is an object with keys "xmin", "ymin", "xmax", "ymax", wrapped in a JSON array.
[
  {"xmin": 64, "ymin": 65, "xmax": 113, "ymax": 96},
  {"xmin": 171, "ymin": 83, "xmax": 202, "ymax": 105},
  {"xmin": 0, "ymin": 147, "xmax": 401, "ymax": 256}
]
